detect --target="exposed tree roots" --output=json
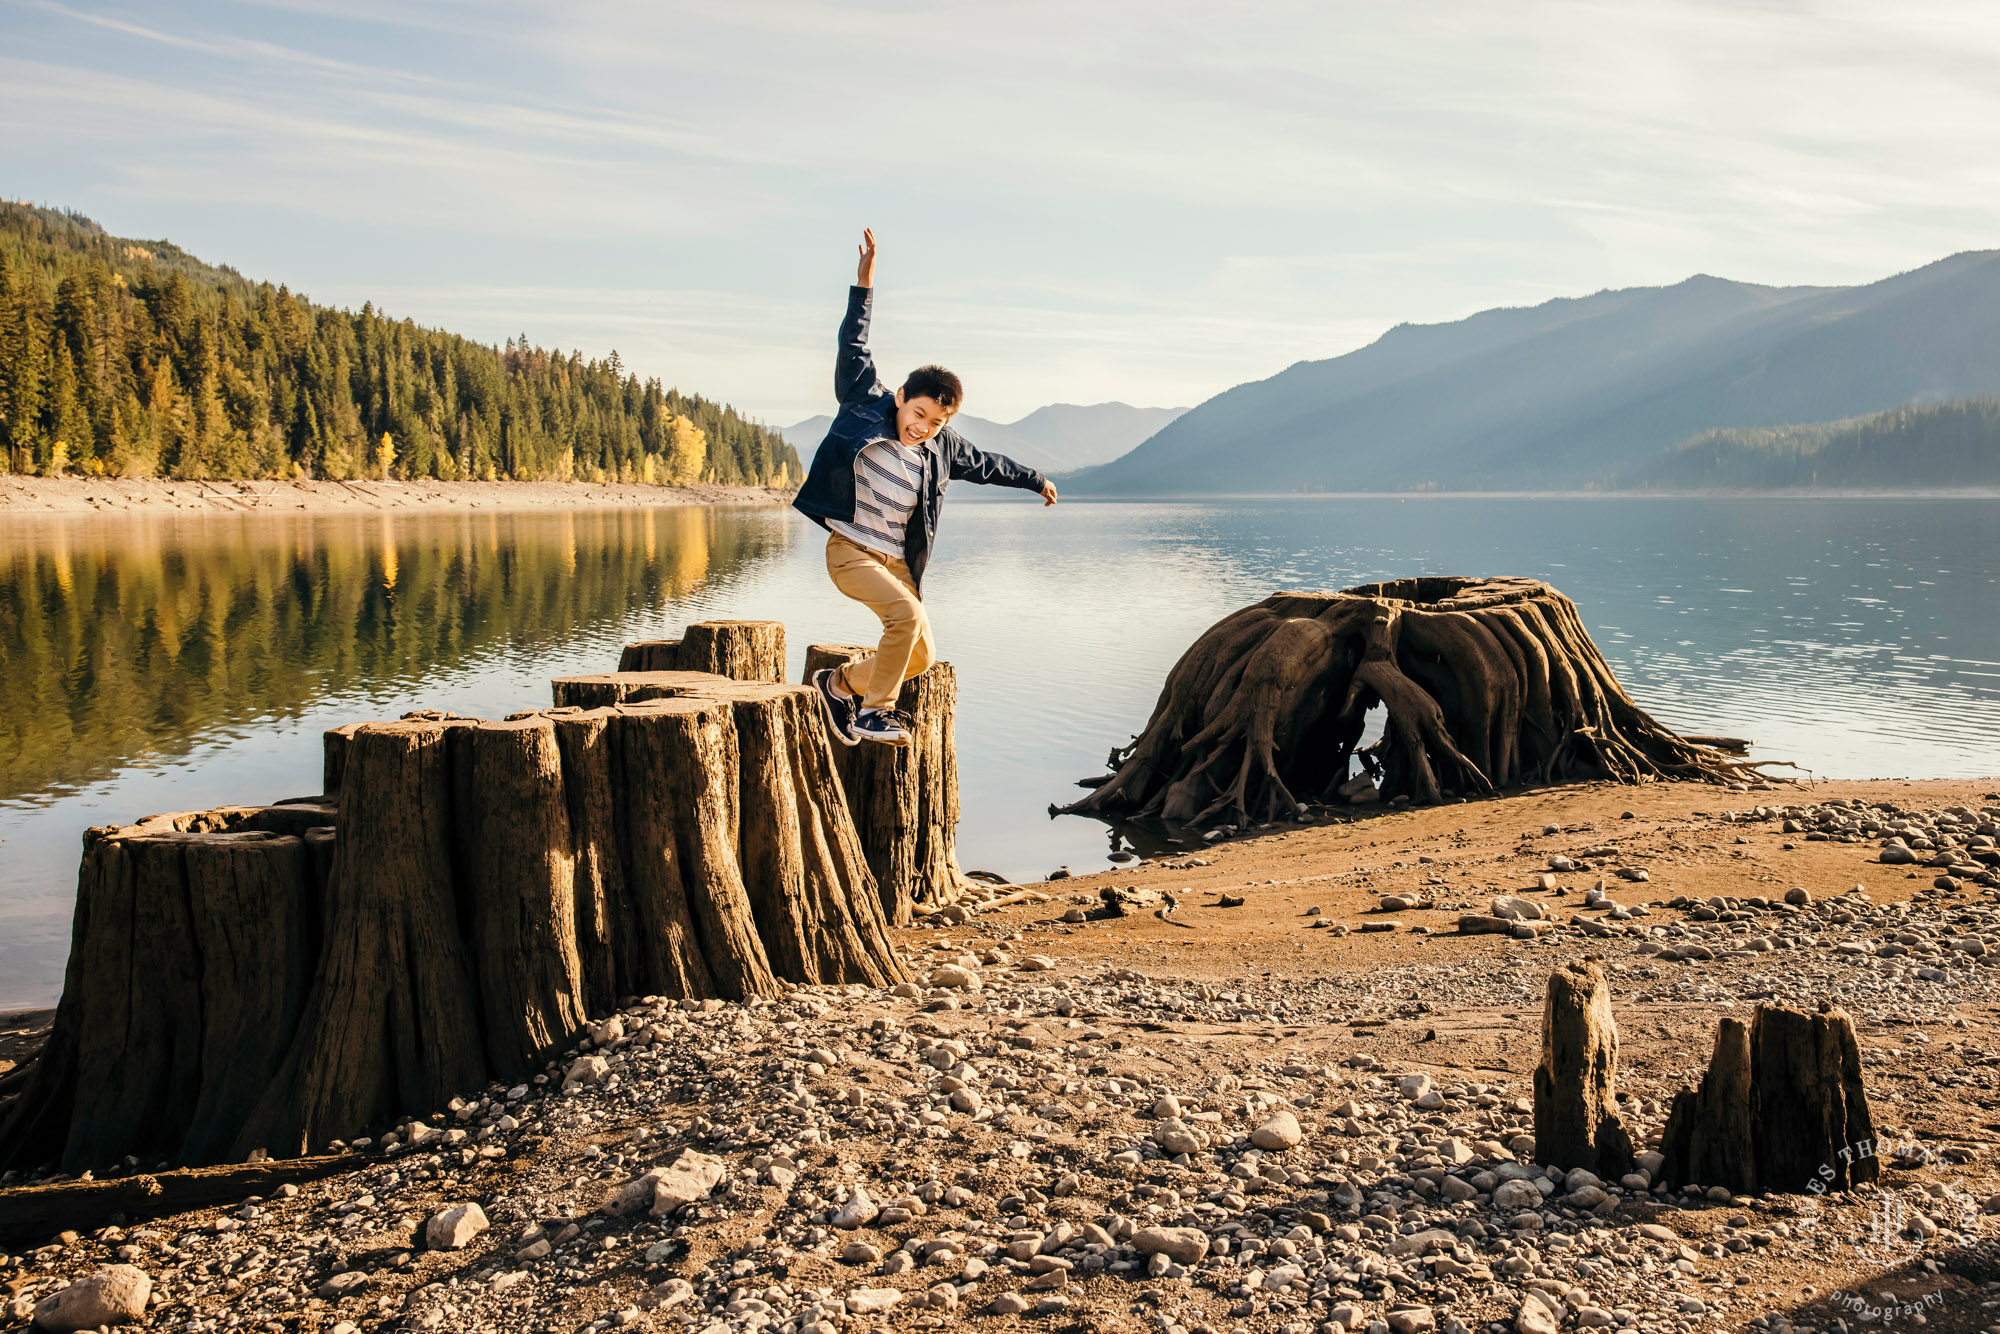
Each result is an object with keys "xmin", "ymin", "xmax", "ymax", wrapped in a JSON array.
[{"xmin": 1062, "ymin": 577, "xmax": 1789, "ymax": 829}]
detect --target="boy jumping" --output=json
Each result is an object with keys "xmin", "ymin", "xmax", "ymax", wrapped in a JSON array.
[{"xmin": 793, "ymin": 229, "xmax": 1057, "ymax": 746}]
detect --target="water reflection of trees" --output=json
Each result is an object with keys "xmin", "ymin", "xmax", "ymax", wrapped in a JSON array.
[{"xmin": 0, "ymin": 507, "xmax": 786, "ymax": 802}]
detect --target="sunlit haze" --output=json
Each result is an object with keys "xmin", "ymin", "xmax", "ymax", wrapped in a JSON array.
[{"xmin": 6, "ymin": 0, "xmax": 1999, "ymax": 423}]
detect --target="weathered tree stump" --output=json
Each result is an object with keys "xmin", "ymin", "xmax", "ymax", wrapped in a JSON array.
[
  {"xmin": 618, "ymin": 640, "xmax": 682, "ymax": 672},
  {"xmin": 1659, "ymin": 1004, "xmax": 1877, "ymax": 1194},
  {"xmin": 802, "ymin": 645, "xmax": 977, "ymax": 924},
  {"xmin": 0, "ymin": 824, "xmax": 324, "ymax": 1174},
  {"xmin": 1061, "ymin": 577, "xmax": 1786, "ymax": 828},
  {"xmin": 1657, "ymin": 1017, "xmax": 1755, "ymax": 1193},
  {"xmin": 1532, "ymin": 959, "xmax": 1635, "ymax": 1177},
  {"xmin": 550, "ymin": 671, "xmax": 719, "ymax": 711},
  {"xmin": 704, "ymin": 682, "xmax": 906, "ymax": 987},
  {"xmin": 5, "ymin": 628, "xmax": 909, "ymax": 1173},
  {"xmin": 449, "ymin": 718, "xmax": 588, "ymax": 1073},
  {"xmin": 617, "ymin": 620, "xmax": 785, "ymax": 683},
  {"xmin": 612, "ymin": 699, "xmax": 777, "ymax": 1001},
  {"xmin": 236, "ymin": 720, "xmax": 488, "ymax": 1161}
]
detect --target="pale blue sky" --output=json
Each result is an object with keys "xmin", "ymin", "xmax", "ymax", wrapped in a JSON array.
[{"xmin": 5, "ymin": 0, "xmax": 1999, "ymax": 424}]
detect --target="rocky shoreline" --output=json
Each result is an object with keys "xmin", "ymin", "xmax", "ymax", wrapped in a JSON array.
[
  {"xmin": 4, "ymin": 780, "xmax": 1999, "ymax": 1334},
  {"xmin": 0, "ymin": 478, "xmax": 795, "ymax": 517}
]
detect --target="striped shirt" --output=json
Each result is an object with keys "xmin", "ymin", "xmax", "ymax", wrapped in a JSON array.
[{"xmin": 830, "ymin": 436, "xmax": 928, "ymax": 559}]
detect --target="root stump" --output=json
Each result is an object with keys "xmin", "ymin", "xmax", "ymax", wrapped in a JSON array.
[{"xmin": 1061, "ymin": 577, "xmax": 1784, "ymax": 828}]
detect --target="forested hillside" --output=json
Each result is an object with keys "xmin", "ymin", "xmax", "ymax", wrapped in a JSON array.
[
  {"xmin": 0, "ymin": 202, "xmax": 798, "ymax": 485},
  {"xmin": 1631, "ymin": 398, "xmax": 2000, "ymax": 489}
]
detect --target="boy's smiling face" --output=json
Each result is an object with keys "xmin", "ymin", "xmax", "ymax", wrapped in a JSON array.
[{"xmin": 893, "ymin": 389, "xmax": 954, "ymax": 447}]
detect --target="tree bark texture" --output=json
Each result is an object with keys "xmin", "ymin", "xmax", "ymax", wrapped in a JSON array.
[
  {"xmin": 802, "ymin": 644, "xmax": 976, "ymax": 925},
  {"xmin": 235, "ymin": 720, "xmax": 488, "ymax": 1162},
  {"xmin": 1659, "ymin": 1004, "xmax": 1878, "ymax": 1194},
  {"xmin": 550, "ymin": 671, "xmax": 719, "ymax": 711},
  {"xmin": 1061, "ymin": 577, "xmax": 1784, "ymax": 829},
  {"xmin": 616, "ymin": 620, "xmax": 785, "ymax": 683},
  {"xmin": 1657, "ymin": 1017, "xmax": 1756, "ymax": 1194},
  {"xmin": 4, "ymin": 655, "xmax": 906, "ymax": 1173},
  {"xmin": 1531, "ymin": 958, "xmax": 1635, "ymax": 1178},
  {"xmin": 0, "ymin": 825, "xmax": 323, "ymax": 1176}
]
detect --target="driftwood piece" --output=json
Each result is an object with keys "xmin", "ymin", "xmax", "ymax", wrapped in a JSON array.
[
  {"xmin": 1659, "ymin": 1004, "xmax": 1878, "ymax": 1194},
  {"xmin": 235, "ymin": 721, "xmax": 487, "ymax": 1160},
  {"xmin": 803, "ymin": 645, "xmax": 976, "ymax": 924},
  {"xmin": 1532, "ymin": 959, "xmax": 1635, "ymax": 1177},
  {"xmin": 1062, "ymin": 577, "xmax": 1789, "ymax": 827},
  {"xmin": 0, "ymin": 1153, "xmax": 356, "ymax": 1246},
  {"xmin": 448, "ymin": 717, "xmax": 588, "ymax": 1072},
  {"xmin": 616, "ymin": 621, "xmax": 785, "ymax": 683}
]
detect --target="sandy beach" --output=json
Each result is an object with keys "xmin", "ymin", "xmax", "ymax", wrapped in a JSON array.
[
  {"xmin": 6, "ymin": 775, "xmax": 1999, "ymax": 1333},
  {"xmin": 0, "ymin": 477, "xmax": 797, "ymax": 517}
]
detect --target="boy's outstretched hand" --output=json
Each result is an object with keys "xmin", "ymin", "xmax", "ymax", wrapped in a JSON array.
[
  {"xmin": 1040, "ymin": 480, "xmax": 1059, "ymax": 506},
  {"xmin": 856, "ymin": 228, "xmax": 876, "ymax": 288}
]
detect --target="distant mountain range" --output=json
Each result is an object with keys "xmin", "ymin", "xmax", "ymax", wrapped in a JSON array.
[
  {"xmin": 781, "ymin": 402, "xmax": 1187, "ymax": 477},
  {"xmin": 1066, "ymin": 250, "xmax": 2000, "ymax": 494}
]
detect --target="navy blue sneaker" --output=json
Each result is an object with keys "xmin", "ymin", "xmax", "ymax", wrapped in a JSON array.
[
  {"xmin": 812, "ymin": 667, "xmax": 858, "ymax": 747},
  {"xmin": 852, "ymin": 706, "xmax": 913, "ymax": 746}
]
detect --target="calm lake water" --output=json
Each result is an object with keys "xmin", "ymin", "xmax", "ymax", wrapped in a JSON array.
[{"xmin": 3, "ymin": 496, "xmax": 1997, "ymax": 1008}]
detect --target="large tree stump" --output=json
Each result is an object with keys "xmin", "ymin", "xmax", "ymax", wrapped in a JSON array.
[
  {"xmin": 1658, "ymin": 1004, "xmax": 1878, "ymax": 1194},
  {"xmin": 610, "ymin": 700, "xmax": 777, "ymax": 1001},
  {"xmin": 1061, "ymin": 577, "xmax": 1785, "ymax": 828},
  {"xmin": 703, "ymin": 682, "xmax": 907, "ymax": 987},
  {"xmin": 235, "ymin": 720, "xmax": 487, "ymax": 1161},
  {"xmin": 1532, "ymin": 959, "xmax": 1635, "ymax": 1178},
  {"xmin": 618, "ymin": 640, "xmax": 683, "ymax": 672},
  {"xmin": 0, "ymin": 826, "xmax": 322, "ymax": 1174},
  {"xmin": 802, "ymin": 646, "xmax": 976, "ymax": 924},
  {"xmin": 617, "ymin": 620, "xmax": 785, "ymax": 683},
  {"xmin": 7, "ymin": 629, "xmax": 910, "ymax": 1173},
  {"xmin": 550, "ymin": 708, "xmax": 645, "ymax": 1017},
  {"xmin": 448, "ymin": 718, "xmax": 588, "ymax": 1073}
]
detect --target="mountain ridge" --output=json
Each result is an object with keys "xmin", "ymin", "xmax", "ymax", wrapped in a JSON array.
[{"xmin": 1067, "ymin": 250, "xmax": 2000, "ymax": 494}]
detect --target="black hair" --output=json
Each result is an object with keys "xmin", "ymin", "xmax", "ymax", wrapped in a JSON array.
[{"xmin": 901, "ymin": 365, "xmax": 963, "ymax": 410}]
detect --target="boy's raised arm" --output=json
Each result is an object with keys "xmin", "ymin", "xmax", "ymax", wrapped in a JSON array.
[{"xmin": 834, "ymin": 228, "xmax": 882, "ymax": 406}]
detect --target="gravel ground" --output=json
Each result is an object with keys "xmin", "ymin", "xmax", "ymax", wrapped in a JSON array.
[{"xmin": 6, "ymin": 783, "xmax": 2000, "ymax": 1334}]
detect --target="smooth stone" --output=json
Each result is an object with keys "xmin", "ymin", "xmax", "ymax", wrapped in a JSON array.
[
  {"xmin": 425, "ymin": 1202, "xmax": 489, "ymax": 1250},
  {"xmin": 1251, "ymin": 1109, "xmax": 1303, "ymax": 1149},
  {"xmin": 32, "ymin": 1266, "xmax": 152, "ymax": 1332}
]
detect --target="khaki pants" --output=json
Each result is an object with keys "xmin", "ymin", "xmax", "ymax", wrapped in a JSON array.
[{"xmin": 825, "ymin": 532, "xmax": 935, "ymax": 709}]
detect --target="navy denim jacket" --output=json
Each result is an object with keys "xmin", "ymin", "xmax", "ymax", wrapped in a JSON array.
[{"xmin": 792, "ymin": 286, "xmax": 1047, "ymax": 592}]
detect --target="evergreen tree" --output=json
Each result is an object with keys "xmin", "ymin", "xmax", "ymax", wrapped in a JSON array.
[{"xmin": 0, "ymin": 202, "xmax": 800, "ymax": 484}]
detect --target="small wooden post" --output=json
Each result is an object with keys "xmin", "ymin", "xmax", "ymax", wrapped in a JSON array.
[{"xmin": 1532, "ymin": 958, "xmax": 1635, "ymax": 1177}]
